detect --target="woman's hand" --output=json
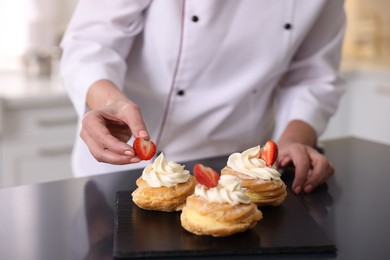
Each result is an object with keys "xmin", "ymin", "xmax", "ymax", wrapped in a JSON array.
[
  {"xmin": 277, "ymin": 143, "xmax": 334, "ymax": 194},
  {"xmin": 277, "ymin": 120, "xmax": 335, "ymax": 194},
  {"xmin": 80, "ymin": 80, "xmax": 150, "ymax": 164}
]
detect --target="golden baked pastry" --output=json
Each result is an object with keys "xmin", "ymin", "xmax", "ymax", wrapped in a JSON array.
[
  {"xmin": 132, "ymin": 176, "xmax": 196, "ymax": 212},
  {"xmin": 222, "ymin": 144, "xmax": 287, "ymax": 207},
  {"xmin": 181, "ymin": 194, "xmax": 262, "ymax": 237},
  {"xmin": 180, "ymin": 171, "xmax": 262, "ymax": 237},
  {"xmin": 131, "ymin": 153, "xmax": 196, "ymax": 212},
  {"xmin": 221, "ymin": 166, "xmax": 286, "ymax": 207}
]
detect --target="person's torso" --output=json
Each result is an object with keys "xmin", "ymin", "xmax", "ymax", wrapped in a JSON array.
[{"xmin": 123, "ymin": 0, "xmax": 327, "ymax": 162}]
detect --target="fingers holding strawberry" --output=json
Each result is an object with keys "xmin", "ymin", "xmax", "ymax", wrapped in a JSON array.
[
  {"xmin": 81, "ymin": 110, "xmax": 142, "ymax": 165},
  {"xmin": 80, "ymin": 81, "xmax": 152, "ymax": 165}
]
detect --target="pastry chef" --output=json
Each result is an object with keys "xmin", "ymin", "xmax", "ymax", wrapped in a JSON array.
[{"xmin": 60, "ymin": 0, "xmax": 346, "ymax": 194}]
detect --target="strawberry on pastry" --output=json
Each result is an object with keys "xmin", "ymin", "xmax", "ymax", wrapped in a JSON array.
[
  {"xmin": 133, "ymin": 137, "xmax": 156, "ymax": 160},
  {"xmin": 221, "ymin": 143, "xmax": 287, "ymax": 207},
  {"xmin": 131, "ymin": 153, "xmax": 196, "ymax": 212},
  {"xmin": 181, "ymin": 168, "xmax": 262, "ymax": 237},
  {"xmin": 193, "ymin": 163, "xmax": 220, "ymax": 188},
  {"xmin": 259, "ymin": 140, "xmax": 278, "ymax": 167}
]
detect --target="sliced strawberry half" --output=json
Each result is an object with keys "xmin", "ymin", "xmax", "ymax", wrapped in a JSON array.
[
  {"xmin": 193, "ymin": 163, "xmax": 220, "ymax": 188},
  {"xmin": 259, "ymin": 140, "xmax": 278, "ymax": 167},
  {"xmin": 133, "ymin": 137, "xmax": 156, "ymax": 160}
]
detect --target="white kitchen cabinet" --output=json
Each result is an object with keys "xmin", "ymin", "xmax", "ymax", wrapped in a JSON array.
[
  {"xmin": 2, "ymin": 138, "xmax": 74, "ymax": 187},
  {"xmin": 0, "ymin": 76, "xmax": 78, "ymax": 188}
]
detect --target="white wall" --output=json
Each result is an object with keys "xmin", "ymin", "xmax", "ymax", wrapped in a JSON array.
[{"xmin": 0, "ymin": 0, "xmax": 78, "ymax": 72}]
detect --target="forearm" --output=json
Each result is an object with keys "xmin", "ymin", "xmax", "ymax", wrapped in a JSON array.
[
  {"xmin": 86, "ymin": 79, "xmax": 129, "ymax": 110},
  {"xmin": 277, "ymin": 120, "xmax": 317, "ymax": 147}
]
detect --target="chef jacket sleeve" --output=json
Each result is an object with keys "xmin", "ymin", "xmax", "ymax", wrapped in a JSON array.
[
  {"xmin": 60, "ymin": 0, "xmax": 151, "ymax": 117},
  {"xmin": 273, "ymin": 1, "xmax": 347, "ymax": 140}
]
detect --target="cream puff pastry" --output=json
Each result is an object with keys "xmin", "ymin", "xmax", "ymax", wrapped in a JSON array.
[
  {"xmin": 132, "ymin": 153, "xmax": 196, "ymax": 212},
  {"xmin": 181, "ymin": 175, "xmax": 262, "ymax": 237},
  {"xmin": 221, "ymin": 146, "xmax": 287, "ymax": 207}
]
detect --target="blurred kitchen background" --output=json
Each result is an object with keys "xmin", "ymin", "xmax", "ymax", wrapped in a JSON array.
[{"xmin": 0, "ymin": 0, "xmax": 389, "ymax": 188}]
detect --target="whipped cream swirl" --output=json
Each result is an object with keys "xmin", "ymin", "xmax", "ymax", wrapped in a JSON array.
[
  {"xmin": 141, "ymin": 153, "xmax": 190, "ymax": 187},
  {"xmin": 227, "ymin": 146, "xmax": 281, "ymax": 180},
  {"xmin": 195, "ymin": 175, "xmax": 251, "ymax": 205}
]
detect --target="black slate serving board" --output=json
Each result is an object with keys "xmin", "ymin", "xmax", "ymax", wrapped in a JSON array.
[{"xmin": 113, "ymin": 189, "xmax": 336, "ymax": 259}]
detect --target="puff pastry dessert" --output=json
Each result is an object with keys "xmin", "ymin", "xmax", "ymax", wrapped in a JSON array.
[
  {"xmin": 181, "ymin": 165, "xmax": 262, "ymax": 237},
  {"xmin": 221, "ymin": 143, "xmax": 287, "ymax": 207},
  {"xmin": 132, "ymin": 153, "xmax": 196, "ymax": 212}
]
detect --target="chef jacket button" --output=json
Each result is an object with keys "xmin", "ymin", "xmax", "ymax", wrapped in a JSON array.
[
  {"xmin": 192, "ymin": 16, "xmax": 199, "ymax": 22},
  {"xmin": 177, "ymin": 90, "xmax": 185, "ymax": 96},
  {"xmin": 284, "ymin": 23, "xmax": 292, "ymax": 30}
]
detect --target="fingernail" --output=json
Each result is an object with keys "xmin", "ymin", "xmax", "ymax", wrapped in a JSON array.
[
  {"xmin": 138, "ymin": 130, "xmax": 149, "ymax": 138},
  {"xmin": 304, "ymin": 185, "xmax": 313, "ymax": 193},
  {"xmin": 124, "ymin": 150, "xmax": 134, "ymax": 156},
  {"xmin": 294, "ymin": 185, "xmax": 302, "ymax": 194}
]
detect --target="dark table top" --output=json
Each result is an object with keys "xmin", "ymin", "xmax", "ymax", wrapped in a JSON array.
[{"xmin": 1, "ymin": 137, "xmax": 389, "ymax": 260}]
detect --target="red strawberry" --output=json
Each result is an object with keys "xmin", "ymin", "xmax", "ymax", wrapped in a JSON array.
[
  {"xmin": 259, "ymin": 140, "xmax": 278, "ymax": 167},
  {"xmin": 133, "ymin": 137, "xmax": 156, "ymax": 160},
  {"xmin": 193, "ymin": 163, "xmax": 220, "ymax": 188}
]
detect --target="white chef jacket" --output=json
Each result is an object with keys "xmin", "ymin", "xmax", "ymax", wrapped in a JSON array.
[{"xmin": 60, "ymin": 0, "xmax": 346, "ymax": 177}]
